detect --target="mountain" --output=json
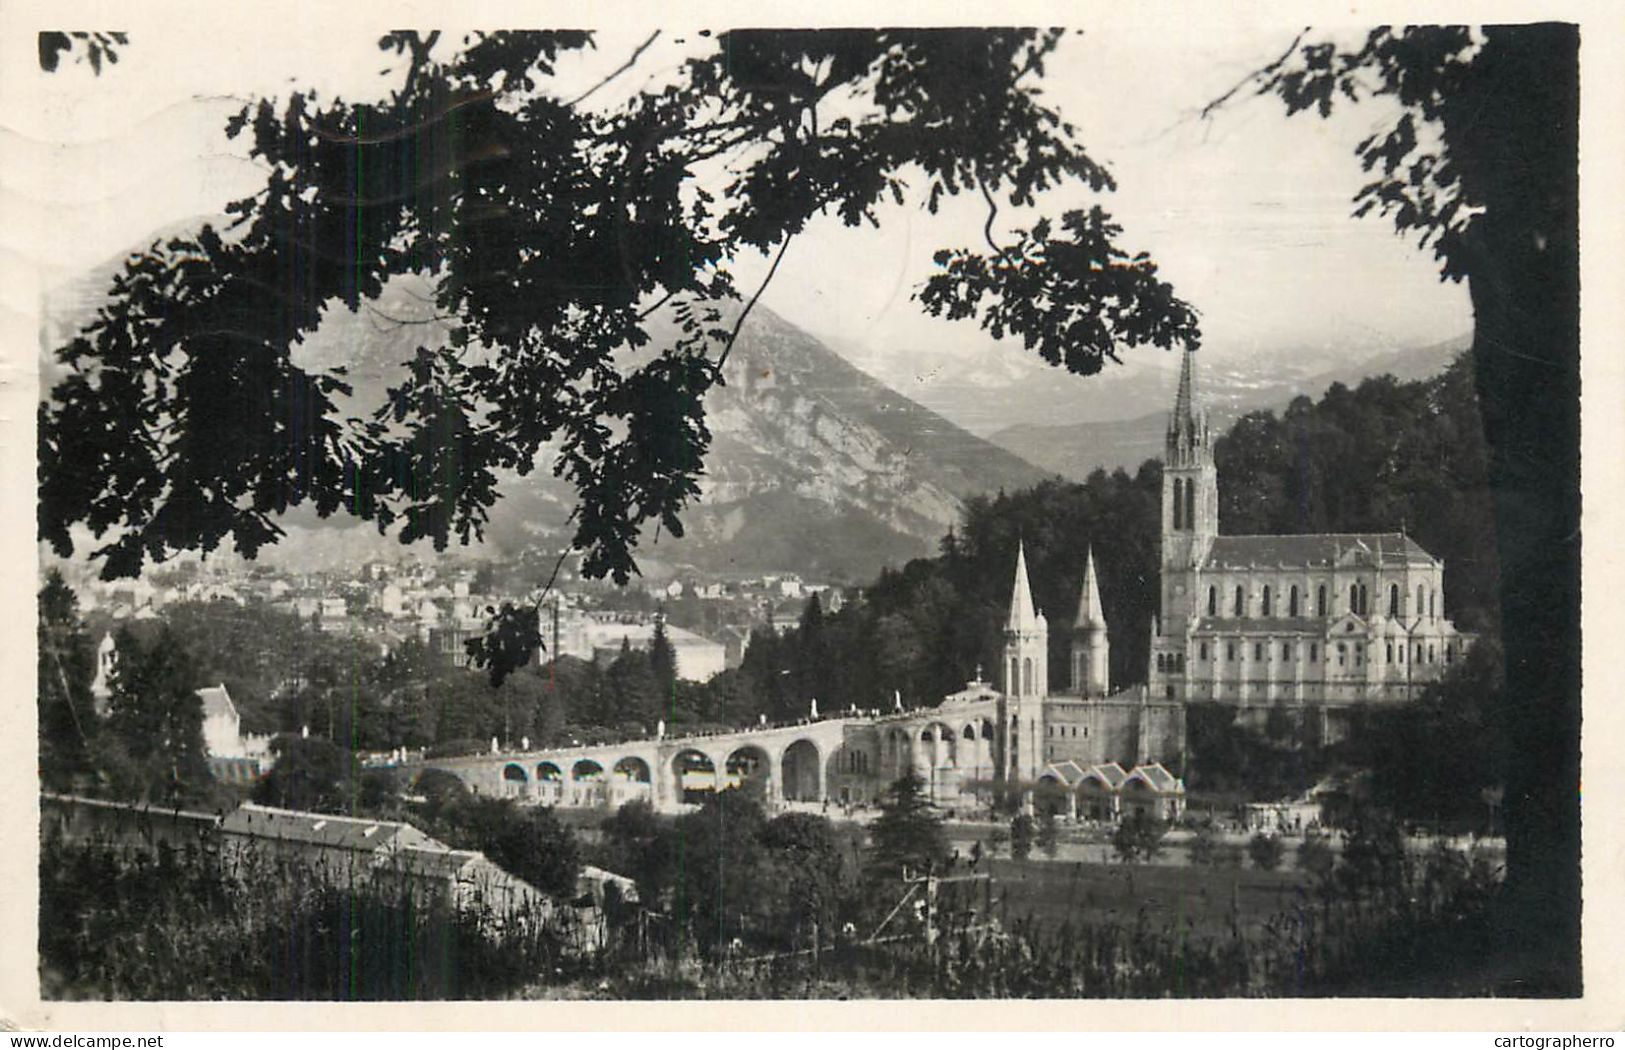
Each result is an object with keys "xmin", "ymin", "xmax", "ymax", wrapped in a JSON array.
[
  {"xmin": 42, "ymin": 241, "xmax": 1051, "ymax": 583},
  {"xmin": 986, "ymin": 334, "xmax": 1474, "ymax": 481}
]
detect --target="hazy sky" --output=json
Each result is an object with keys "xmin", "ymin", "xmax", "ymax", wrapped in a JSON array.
[{"xmin": 1, "ymin": 23, "xmax": 1471, "ymax": 388}]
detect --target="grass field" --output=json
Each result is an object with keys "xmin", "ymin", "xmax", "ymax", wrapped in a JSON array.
[{"xmin": 978, "ymin": 856, "xmax": 1311, "ymax": 937}]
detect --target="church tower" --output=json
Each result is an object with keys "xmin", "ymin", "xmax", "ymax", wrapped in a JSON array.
[
  {"xmin": 1160, "ymin": 348, "xmax": 1218, "ymax": 639},
  {"xmin": 1071, "ymin": 546, "xmax": 1110, "ymax": 697},
  {"xmin": 1003, "ymin": 542, "xmax": 1048, "ymax": 780},
  {"xmin": 1003, "ymin": 541, "xmax": 1049, "ymax": 700}
]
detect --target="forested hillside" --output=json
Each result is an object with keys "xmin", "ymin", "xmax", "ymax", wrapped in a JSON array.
[{"xmin": 730, "ymin": 353, "xmax": 1499, "ymax": 719}]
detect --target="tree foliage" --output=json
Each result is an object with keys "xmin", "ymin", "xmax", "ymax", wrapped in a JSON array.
[
  {"xmin": 38, "ymin": 571, "xmax": 99, "ymax": 792},
  {"xmin": 868, "ymin": 770, "xmax": 948, "ymax": 879},
  {"xmin": 37, "ymin": 31, "xmax": 126, "ymax": 74},
  {"xmin": 1110, "ymin": 811, "xmax": 1166, "ymax": 864},
  {"xmin": 39, "ymin": 29, "xmax": 1196, "ymax": 624},
  {"xmin": 100, "ymin": 625, "xmax": 213, "ymax": 804}
]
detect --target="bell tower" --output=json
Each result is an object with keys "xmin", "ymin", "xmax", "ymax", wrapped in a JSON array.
[
  {"xmin": 1002, "ymin": 541, "xmax": 1048, "ymax": 780},
  {"xmin": 1071, "ymin": 547, "xmax": 1110, "ymax": 697},
  {"xmin": 1002, "ymin": 541, "xmax": 1049, "ymax": 701},
  {"xmin": 1161, "ymin": 348, "xmax": 1218, "ymax": 639}
]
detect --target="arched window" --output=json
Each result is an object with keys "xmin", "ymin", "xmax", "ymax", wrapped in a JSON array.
[
  {"xmin": 1262, "ymin": 585, "xmax": 1273, "ymax": 617},
  {"xmin": 1310, "ymin": 643, "xmax": 1319, "ymax": 662},
  {"xmin": 1386, "ymin": 642, "xmax": 1394, "ymax": 663},
  {"xmin": 1207, "ymin": 586, "xmax": 1217, "ymax": 616},
  {"xmin": 1337, "ymin": 642, "xmax": 1347, "ymax": 666},
  {"xmin": 1428, "ymin": 644, "xmax": 1435, "ymax": 664},
  {"xmin": 1417, "ymin": 585, "xmax": 1425, "ymax": 617},
  {"xmin": 1226, "ymin": 642, "xmax": 1236, "ymax": 661},
  {"xmin": 1022, "ymin": 657, "xmax": 1033, "ymax": 695},
  {"xmin": 1199, "ymin": 642, "xmax": 1208, "ymax": 660},
  {"xmin": 1172, "ymin": 478, "xmax": 1183, "ymax": 529},
  {"xmin": 1009, "ymin": 657, "xmax": 1019, "ymax": 694},
  {"xmin": 1254, "ymin": 642, "xmax": 1264, "ymax": 661},
  {"xmin": 1234, "ymin": 586, "xmax": 1245, "ymax": 617},
  {"xmin": 1317, "ymin": 585, "xmax": 1327, "ymax": 617},
  {"xmin": 1416, "ymin": 644, "xmax": 1423, "ymax": 662},
  {"xmin": 1430, "ymin": 590, "xmax": 1437, "ymax": 619},
  {"xmin": 1156, "ymin": 653, "xmax": 1166, "ymax": 673},
  {"xmin": 1185, "ymin": 479, "xmax": 1196, "ymax": 530},
  {"xmin": 1289, "ymin": 586, "xmax": 1299, "ymax": 617},
  {"xmin": 1283, "ymin": 642, "xmax": 1292, "ymax": 660},
  {"xmin": 1388, "ymin": 584, "xmax": 1399, "ymax": 618}
]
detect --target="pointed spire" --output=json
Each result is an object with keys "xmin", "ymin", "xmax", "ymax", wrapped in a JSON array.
[
  {"xmin": 1076, "ymin": 546, "xmax": 1105, "ymax": 629},
  {"xmin": 1173, "ymin": 347, "xmax": 1198, "ymax": 424},
  {"xmin": 1168, "ymin": 346, "xmax": 1207, "ymax": 442},
  {"xmin": 1007, "ymin": 541, "xmax": 1039, "ymax": 631}
]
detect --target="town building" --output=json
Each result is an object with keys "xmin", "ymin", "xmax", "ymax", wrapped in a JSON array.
[{"xmin": 196, "ymin": 683, "xmax": 272, "ymax": 783}]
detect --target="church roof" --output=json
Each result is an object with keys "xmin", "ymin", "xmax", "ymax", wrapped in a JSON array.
[{"xmin": 1203, "ymin": 533, "xmax": 1437, "ymax": 571}]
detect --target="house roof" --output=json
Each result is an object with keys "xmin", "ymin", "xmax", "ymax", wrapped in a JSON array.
[
  {"xmin": 1124, "ymin": 763, "xmax": 1181, "ymax": 793},
  {"xmin": 221, "ymin": 803, "xmax": 445, "ymax": 853},
  {"xmin": 1203, "ymin": 533, "xmax": 1438, "ymax": 571},
  {"xmin": 1082, "ymin": 762, "xmax": 1129, "ymax": 789},
  {"xmin": 196, "ymin": 684, "xmax": 237, "ymax": 722},
  {"xmin": 380, "ymin": 845, "xmax": 482, "ymax": 882},
  {"xmin": 1041, "ymin": 760, "xmax": 1089, "ymax": 787}
]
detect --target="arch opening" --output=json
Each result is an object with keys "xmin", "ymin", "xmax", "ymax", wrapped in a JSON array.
[
  {"xmin": 726, "ymin": 745, "xmax": 773, "ymax": 799},
  {"xmin": 613, "ymin": 756, "xmax": 651, "ymax": 783},
  {"xmin": 781, "ymin": 739, "xmax": 822, "ymax": 802},
  {"xmin": 672, "ymin": 749, "xmax": 718, "ymax": 805}
]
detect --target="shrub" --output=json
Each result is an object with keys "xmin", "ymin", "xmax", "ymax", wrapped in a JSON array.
[{"xmin": 1247, "ymin": 832, "xmax": 1285, "ymax": 871}]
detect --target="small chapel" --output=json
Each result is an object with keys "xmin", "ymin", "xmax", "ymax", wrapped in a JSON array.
[{"xmin": 998, "ymin": 346, "xmax": 1476, "ymax": 770}]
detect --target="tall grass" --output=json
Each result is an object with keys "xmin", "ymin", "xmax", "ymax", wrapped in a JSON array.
[
  {"xmin": 39, "ymin": 831, "xmax": 589, "ymax": 1000},
  {"xmin": 41, "ymin": 823, "xmax": 1507, "ymax": 999}
]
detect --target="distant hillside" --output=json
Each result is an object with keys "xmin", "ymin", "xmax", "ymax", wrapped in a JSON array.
[
  {"xmin": 42, "ymin": 235, "xmax": 1051, "ymax": 583},
  {"xmin": 988, "ymin": 334, "xmax": 1474, "ymax": 481}
]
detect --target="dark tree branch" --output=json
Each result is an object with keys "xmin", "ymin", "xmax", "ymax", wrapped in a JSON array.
[
  {"xmin": 1199, "ymin": 29, "xmax": 1310, "ymax": 121},
  {"xmin": 980, "ymin": 181, "xmax": 1003, "ymax": 254},
  {"xmin": 713, "ymin": 233, "xmax": 794, "ymax": 378},
  {"xmin": 569, "ymin": 30, "xmax": 660, "ymax": 107}
]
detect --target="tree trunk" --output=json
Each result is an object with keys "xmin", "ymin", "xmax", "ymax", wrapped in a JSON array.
[{"xmin": 1462, "ymin": 23, "xmax": 1581, "ymax": 994}]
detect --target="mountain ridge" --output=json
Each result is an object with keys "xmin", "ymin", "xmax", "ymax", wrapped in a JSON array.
[
  {"xmin": 985, "ymin": 334, "xmax": 1474, "ymax": 481},
  {"xmin": 40, "ymin": 237, "xmax": 1051, "ymax": 583}
]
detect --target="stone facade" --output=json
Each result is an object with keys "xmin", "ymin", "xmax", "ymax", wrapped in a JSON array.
[{"xmin": 1149, "ymin": 349, "xmax": 1473, "ymax": 733}]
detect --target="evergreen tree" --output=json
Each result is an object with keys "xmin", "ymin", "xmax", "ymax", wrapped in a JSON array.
[
  {"xmin": 1036, "ymin": 809, "xmax": 1060, "ymax": 859},
  {"xmin": 254, "ymin": 734, "xmax": 351, "ymax": 814},
  {"xmin": 37, "ymin": 571, "xmax": 97, "ymax": 792},
  {"xmin": 648, "ymin": 615, "xmax": 678, "ymax": 693},
  {"xmin": 102, "ymin": 626, "xmax": 212, "ymax": 804},
  {"xmin": 868, "ymin": 770, "xmax": 948, "ymax": 880},
  {"xmin": 606, "ymin": 637, "xmax": 660, "ymax": 729},
  {"xmin": 1010, "ymin": 813, "xmax": 1035, "ymax": 860}
]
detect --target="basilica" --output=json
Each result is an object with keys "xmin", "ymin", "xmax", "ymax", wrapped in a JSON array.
[{"xmin": 1001, "ymin": 347, "xmax": 1475, "ymax": 772}]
